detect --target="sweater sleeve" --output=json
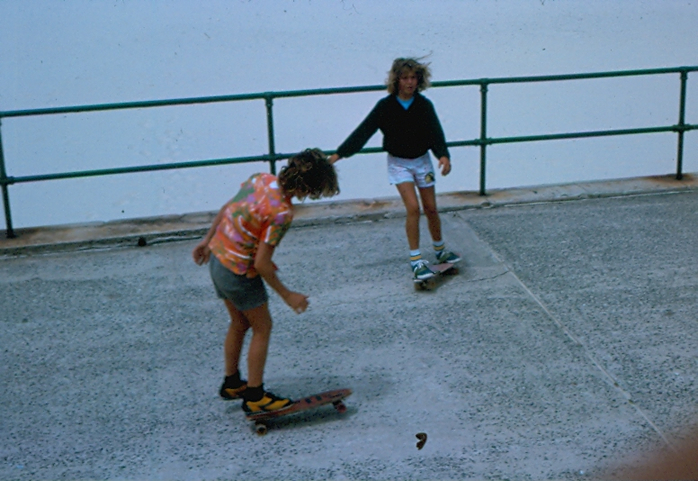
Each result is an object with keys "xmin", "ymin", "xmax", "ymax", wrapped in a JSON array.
[
  {"xmin": 425, "ymin": 99, "xmax": 450, "ymax": 159},
  {"xmin": 336, "ymin": 100, "xmax": 383, "ymax": 159}
]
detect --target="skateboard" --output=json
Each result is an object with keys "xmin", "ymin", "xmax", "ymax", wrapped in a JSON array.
[
  {"xmin": 245, "ymin": 388, "xmax": 352, "ymax": 435},
  {"xmin": 414, "ymin": 262, "xmax": 458, "ymax": 291}
]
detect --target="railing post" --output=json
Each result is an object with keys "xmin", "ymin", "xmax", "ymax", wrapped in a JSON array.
[
  {"xmin": 264, "ymin": 95, "xmax": 277, "ymax": 175},
  {"xmin": 0, "ymin": 119, "xmax": 16, "ymax": 239},
  {"xmin": 675, "ymin": 70, "xmax": 688, "ymax": 180},
  {"xmin": 479, "ymin": 82, "xmax": 489, "ymax": 196}
]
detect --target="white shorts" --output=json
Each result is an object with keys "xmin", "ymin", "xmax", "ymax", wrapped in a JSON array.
[{"xmin": 387, "ymin": 153, "xmax": 436, "ymax": 188}]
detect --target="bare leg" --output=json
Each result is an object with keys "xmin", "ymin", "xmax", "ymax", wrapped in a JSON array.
[
  {"xmin": 240, "ymin": 302, "xmax": 273, "ymax": 388},
  {"xmin": 418, "ymin": 185, "xmax": 442, "ymax": 243},
  {"xmin": 396, "ymin": 182, "xmax": 421, "ymax": 250},
  {"xmin": 222, "ymin": 299, "xmax": 250, "ymax": 377}
]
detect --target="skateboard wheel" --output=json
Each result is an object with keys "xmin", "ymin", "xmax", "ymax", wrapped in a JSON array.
[
  {"xmin": 333, "ymin": 400, "xmax": 347, "ymax": 414},
  {"xmin": 254, "ymin": 422, "xmax": 268, "ymax": 436},
  {"xmin": 415, "ymin": 278, "xmax": 435, "ymax": 291}
]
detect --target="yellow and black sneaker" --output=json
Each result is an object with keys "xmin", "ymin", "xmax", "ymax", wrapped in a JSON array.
[
  {"xmin": 219, "ymin": 373, "xmax": 247, "ymax": 400},
  {"xmin": 242, "ymin": 388, "xmax": 294, "ymax": 414}
]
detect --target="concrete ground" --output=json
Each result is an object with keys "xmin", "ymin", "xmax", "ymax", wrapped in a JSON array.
[{"xmin": 1, "ymin": 175, "xmax": 697, "ymax": 480}]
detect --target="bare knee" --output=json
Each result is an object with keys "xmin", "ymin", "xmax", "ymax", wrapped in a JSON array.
[
  {"xmin": 224, "ymin": 299, "xmax": 250, "ymax": 331},
  {"xmin": 245, "ymin": 304, "xmax": 273, "ymax": 338},
  {"xmin": 404, "ymin": 200, "xmax": 421, "ymax": 219},
  {"xmin": 423, "ymin": 203, "xmax": 438, "ymax": 218},
  {"xmin": 230, "ymin": 320, "xmax": 249, "ymax": 336},
  {"xmin": 251, "ymin": 321, "xmax": 272, "ymax": 340},
  {"xmin": 418, "ymin": 186, "xmax": 438, "ymax": 217},
  {"xmin": 420, "ymin": 195, "xmax": 438, "ymax": 217}
]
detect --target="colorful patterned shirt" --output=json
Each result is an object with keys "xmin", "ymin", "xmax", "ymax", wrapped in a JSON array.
[{"xmin": 209, "ymin": 173, "xmax": 293, "ymax": 276}]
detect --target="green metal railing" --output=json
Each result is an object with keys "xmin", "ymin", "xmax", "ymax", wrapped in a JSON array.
[{"xmin": 1, "ymin": 66, "xmax": 696, "ymax": 239}]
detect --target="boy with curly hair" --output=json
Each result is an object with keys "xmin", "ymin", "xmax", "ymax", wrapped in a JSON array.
[
  {"xmin": 329, "ymin": 57, "xmax": 461, "ymax": 281},
  {"xmin": 192, "ymin": 148, "xmax": 339, "ymax": 413}
]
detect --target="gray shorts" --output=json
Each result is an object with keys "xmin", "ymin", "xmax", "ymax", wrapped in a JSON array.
[{"xmin": 209, "ymin": 255, "xmax": 268, "ymax": 312}]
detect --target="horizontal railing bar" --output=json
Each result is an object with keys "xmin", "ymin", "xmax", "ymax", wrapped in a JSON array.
[
  {"xmin": 0, "ymin": 93, "xmax": 269, "ymax": 118},
  {"xmin": 348, "ymin": 124, "xmax": 698, "ymax": 151},
  {"xmin": 258, "ymin": 85, "xmax": 387, "ymax": 99},
  {"xmin": 446, "ymin": 139, "xmax": 482, "ymax": 148},
  {"xmin": 6, "ymin": 123, "xmax": 694, "ymax": 186},
  {"xmin": 462, "ymin": 65, "xmax": 698, "ymax": 87},
  {"xmin": 3, "ymin": 66, "xmax": 696, "ymax": 119},
  {"xmin": 2, "ymin": 155, "xmax": 280, "ymax": 184},
  {"xmin": 486, "ymin": 124, "xmax": 697, "ymax": 145},
  {"xmin": 0, "ymin": 147, "xmax": 385, "ymax": 185},
  {"xmin": 0, "ymin": 86, "xmax": 388, "ymax": 119}
]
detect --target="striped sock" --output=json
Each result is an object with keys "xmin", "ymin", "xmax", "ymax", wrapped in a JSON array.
[
  {"xmin": 410, "ymin": 250, "xmax": 422, "ymax": 267},
  {"xmin": 433, "ymin": 240, "xmax": 445, "ymax": 259}
]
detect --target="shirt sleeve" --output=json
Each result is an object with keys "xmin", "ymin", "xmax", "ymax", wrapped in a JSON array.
[{"xmin": 260, "ymin": 207, "xmax": 293, "ymax": 247}]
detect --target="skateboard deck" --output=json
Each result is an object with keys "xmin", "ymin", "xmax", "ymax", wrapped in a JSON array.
[
  {"xmin": 415, "ymin": 262, "xmax": 458, "ymax": 291},
  {"xmin": 246, "ymin": 388, "xmax": 352, "ymax": 435}
]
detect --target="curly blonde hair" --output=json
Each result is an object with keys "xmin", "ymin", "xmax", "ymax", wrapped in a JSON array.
[
  {"xmin": 386, "ymin": 57, "xmax": 432, "ymax": 95},
  {"xmin": 278, "ymin": 148, "xmax": 340, "ymax": 200}
]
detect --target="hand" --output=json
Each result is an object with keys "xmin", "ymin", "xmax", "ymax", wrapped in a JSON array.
[
  {"xmin": 328, "ymin": 154, "xmax": 340, "ymax": 164},
  {"xmin": 285, "ymin": 291, "xmax": 309, "ymax": 314},
  {"xmin": 438, "ymin": 156, "xmax": 451, "ymax": 176},
  {"xmin": 192, "ymin": 242, "xmax": 211, "ymax": 265}
]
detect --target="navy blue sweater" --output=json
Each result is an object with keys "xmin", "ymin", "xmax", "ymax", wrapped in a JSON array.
[{"xmin": 336, "ymin": 93, "xmax": 450, "ymax": 160}]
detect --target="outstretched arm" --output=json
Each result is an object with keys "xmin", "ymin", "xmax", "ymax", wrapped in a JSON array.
[{"xmin": 332, "ymin": 100, "xmax": 383, "ymax": 163}]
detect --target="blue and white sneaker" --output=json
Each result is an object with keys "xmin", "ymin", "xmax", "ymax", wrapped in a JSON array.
[
  {"xmin": 436, "ymin": 250, "xmax": 462, "ymax": 264},
  {"xmin": 412, "ymin": 260, "xmax": 435, "ymax": 281}
]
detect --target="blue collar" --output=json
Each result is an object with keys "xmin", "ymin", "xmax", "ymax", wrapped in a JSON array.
[{"xmin": 397, "ymin": 96, "xmax": 414, "ymax": 110}]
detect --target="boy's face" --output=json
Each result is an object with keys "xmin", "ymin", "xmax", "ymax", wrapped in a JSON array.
[{"xmin": 397, "ymin": 69, "xmax": 418, "ymax": 99}]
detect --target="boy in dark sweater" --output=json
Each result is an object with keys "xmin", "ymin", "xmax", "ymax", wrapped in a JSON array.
[{"xmin": 329, "ymin": 57, "xmax": 461, "ymax": 281}]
